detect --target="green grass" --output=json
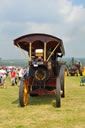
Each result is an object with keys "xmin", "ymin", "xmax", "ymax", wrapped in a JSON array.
[{"xmin": 0, "ymin": 76, "xmax": 85, "ymax": 128}]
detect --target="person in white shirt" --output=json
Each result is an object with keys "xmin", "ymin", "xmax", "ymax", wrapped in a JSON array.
[
  {"xmin": 0, "ymin": 68, "xmax": 7, "ymax": 88},
  {"xmin": 0, "ymin": 70, "xmax": 3, "ymax": 85}
]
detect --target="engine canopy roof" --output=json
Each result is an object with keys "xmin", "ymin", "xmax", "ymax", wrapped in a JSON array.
[{"xmin": 14, "ymin": 33, "xmax": 65, "ymax": 56}]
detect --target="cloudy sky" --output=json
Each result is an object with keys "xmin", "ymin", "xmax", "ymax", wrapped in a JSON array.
[{"xmin": 0, "ymin": 0, "xmax": 85, "ymax": 59}]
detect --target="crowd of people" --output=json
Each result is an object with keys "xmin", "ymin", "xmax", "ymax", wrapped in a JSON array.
[{"xmin": 0, "ymin": 66, "xmax": 29, "ymax": 88}]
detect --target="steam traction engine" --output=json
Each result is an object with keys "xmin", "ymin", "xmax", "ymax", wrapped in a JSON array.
[{"xmin": 14, "ymin": 33, "xmax": 65, "ymax": 107}]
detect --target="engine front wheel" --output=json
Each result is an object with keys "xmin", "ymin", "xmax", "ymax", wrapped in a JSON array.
[{"xmin": 19, "ymin": 79, "xmax": 29, "ymax": 107}]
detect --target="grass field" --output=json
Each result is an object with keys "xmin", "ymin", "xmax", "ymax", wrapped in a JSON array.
[{"xmin": 0, "ymin": 76, "xmax": 85, "ymax": 128}]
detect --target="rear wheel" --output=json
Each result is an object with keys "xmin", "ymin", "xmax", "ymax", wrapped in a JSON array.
[
  {"xmin": 60, "ymin": 65, "xmax": 65, "ymax": 98},
  {"xmin": 56, "ymin": 77, "xmax": 61, "ymax": 107},
  {"xmin": 19, "ymin": 79, "xmax": 29, "ymax": 107}
]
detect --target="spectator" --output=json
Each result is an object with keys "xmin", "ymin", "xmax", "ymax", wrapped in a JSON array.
[
  {"xmin": 0, "ymin": 67, "xmax": 7, "ymax": 88},
  {"xmin": 11, "ymin": 69, "xmax": 16, "ymax": 86},
  {"xmin": 15, "ymin": 68, "xmax": 18, "ymax": 85},
  {"xmin": 0, "ymin": 69, "xmax": 2, "ymax": 86}
]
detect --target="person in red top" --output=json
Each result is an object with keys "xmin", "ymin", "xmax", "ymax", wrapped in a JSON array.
[{"xmin": 11, "ymin": 69, "xmax": 16, "ymax": 86}]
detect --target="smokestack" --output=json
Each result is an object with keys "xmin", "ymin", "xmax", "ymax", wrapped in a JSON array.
[{"xmin": 72, "ymin": 57, "xmax": 74, "ymax": 65}]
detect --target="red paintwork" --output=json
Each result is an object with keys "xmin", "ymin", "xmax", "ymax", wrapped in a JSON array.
[
  {"xmin": 29, "ymin": 77, "xmax": 56, "ymax": 95},
  {"xmin": 45, "ymin": 78, "xmax": 56, "ymax": 87},
  {"xmin": 29, "ymin": 77, "xmax": 56, "ymax": 88},
  {"xmin": 30, "ymin": 89, "xmax": 55, "ymax": 96},
  {"xmin": 29, "ymin": 61, "xmax": 32, "ymax": 66},
  {"xmin": 29, "ymin": 77, "xmax": 33, "ymax": 85}
]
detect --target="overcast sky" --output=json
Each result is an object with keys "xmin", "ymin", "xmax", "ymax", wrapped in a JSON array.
[{"xmin": 0, "ymin": 0, "xmax": 85, "ymax": 59}]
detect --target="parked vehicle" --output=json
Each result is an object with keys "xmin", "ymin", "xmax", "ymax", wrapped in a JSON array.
[{"xmin": 67, "ymin": 58, "xmax": 83, "ymax": 76}]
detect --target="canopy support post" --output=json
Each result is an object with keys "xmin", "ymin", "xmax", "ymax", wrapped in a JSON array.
[
  {"xmin": 29, "ymin": 42, "xmax": 32, "ymax": 61},
  {"xmin": 17, "ymin": 43, "xmax": 29, "ymax": 62},
  {"xmin": 47, "ymin": 43, "xmax": 60, "ymax": 62},
  {"xmin": 44, "ymin": 42, "xmax": 46, "ymax": 62}
]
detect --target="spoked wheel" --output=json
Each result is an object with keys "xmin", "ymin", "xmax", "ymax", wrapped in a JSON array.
[
  {"xmin": 19, "ymin": 79, "xmax": 29, "ymax": 107},
  {"xmin": 60, "ymin": 65, "xmax": 65, "ymax": 98},
  {"xmin": 56, "ymin": 77, "xmax": 61, "ymax": 108}
]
